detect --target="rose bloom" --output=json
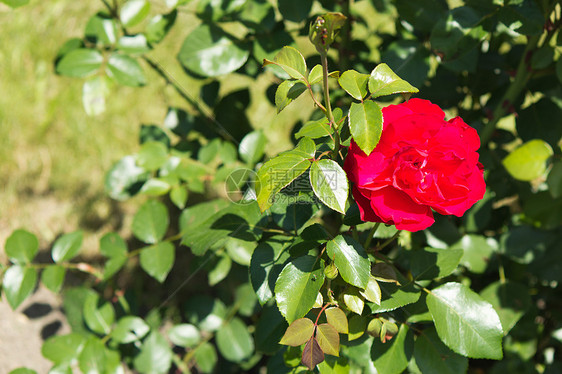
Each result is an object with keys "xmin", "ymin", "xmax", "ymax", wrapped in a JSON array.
[{"xmin": 344, "ymin": 99, "xmax": 485, "ymax": 232}]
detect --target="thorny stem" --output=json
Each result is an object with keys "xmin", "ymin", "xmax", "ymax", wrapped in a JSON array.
[{"xmin": 320, "ymin": 52, "xmax": 341, "ymax": 160}]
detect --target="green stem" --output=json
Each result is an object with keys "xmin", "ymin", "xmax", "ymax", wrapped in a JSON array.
[
  {"xmin": 363, "ymin": 222, "xmax": 381, "ymax": 250},
  {"xmin": 480, "ymin": 35, "xmax": 540, "ymax": 146},
  {"xmin": 321, "ymin": 52, "xmax": 341, "ymax": 160},
  {"xmin": 378, "ymin": 231, "xmax": 401, "ymax": 251}
]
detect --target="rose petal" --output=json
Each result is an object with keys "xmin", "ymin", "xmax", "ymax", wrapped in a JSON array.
[
  {"xmin": 368, "ymin": 187, "xmax": 434, "ymax": 232},
  {"xmin": 381, "ymin": 103, "xmax": 413, "ymax": 126},
  {"xmin": 352, "ymin": 187, "xmax": 385, "ymax": 223},
  {"xmin": 401, "ymin": 98, "xmax": 445, "ymax": 119}
]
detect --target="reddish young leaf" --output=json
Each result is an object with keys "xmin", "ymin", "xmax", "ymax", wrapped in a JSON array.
[{"xmin": 302, "ymin": 337, "xmax": 324, "ymax": 370}]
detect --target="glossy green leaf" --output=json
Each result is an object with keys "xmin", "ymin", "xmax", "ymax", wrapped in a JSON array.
[
  {"xmin": 343, "ymin": 288, "xmax": 364, "ymax": 315},
  {"xmin": 194, "ymin": 342, "xmax": 217, "ymax": 373},
  {"xmin": 427, "ymin": 282, "xmax": 503, "ymax": 359},
  {"xmin": 369, "ymin": 281, "xmax": 421, "ymax": 313},
  {"xmin": 255, "ymin": 138, "xmax": 315, "ymax": 212},
  {"xmin": 52, "ymin": 231, "xmax": 83, "ymax": 263},
  {"xmin": 117, "ymin": 34, "xmax": 150, "ymax": 54},
  {"xmin": 263, "ymin": 46, "xmax": 307, "ymax": 81},
  {"xmin": 250, "ymin": 238, "xmax": 291, "ymax": 305},
  {"xmin": 347, "ymin": 315, "xmax": 367, "ymax": 341},
  {"xmin": 516, "ymin": 99, "xmax": 562, "ymax": 149},
  {"xmin": 168, "ymin": 324, "xmax": 200, "ymax": 347},
  {"xmin": 82, "ymin": 75, "xmax": 110, "ymax": 116},
  {"xmin": 503, "ymin": 139, "xmax": 553, "ymax": 181},
  {"xmin": 338, "ymin": 70, "xmax": 369, "ymax": 100},
  {"xmin": 414, "ymin": 328, "xmax": 468, "ymax": 374},
  {"xmin": 275, "ymin": 255, "xmax": 325, "ymax": 323},
  {"xmin": 348, "ymin": 101, "xmax": 383, "ymax": 156},
  {"xmin": 196, "ymin": 0, "xmax": 247, "ymax": 21},
  {"xmin": 105, "ymin": 155, "xmax": 150, "ymax": 200},
  {"xmin": 278, "ymin": 0, "xmax": 312, "ymax": 22},
  {"xmin": 368, "ymin": 63, "xmax": 418, "ymax": 98},
  {"xmin": 132, "ymin": 200, "xmax": 169, "ymax": 244},
  {"xmin": 78, "ymin": 337, "xmax": 120, "ymax": 373},
  {"xmin": 208, "ymin": 253, "xmax": 231, "ymax": 286},
  {"xmin": 145, "ymin": 11, "xmax": 177, "ymax": 44},
  {"xmin": 56, "ymin": 49, "xmax": 103, "ymax": 78},
  {"xmin": 359, "ymin": 276, "xmax": 381, "ymax": 305},
  {"xmin": 3, "ymin": 265, "xmax": 37, "ymax": 309},
  {"xmin": 106, "ymin": 53, "xmax": 146, "ymax": 87},
  {"xmin": 302, "ymin": 337, "xmax": 325, "ymax": 370},
  {"xmin": 41, "ymin": 333, "xmax": 86, "ymax": 365},
  {"xmin": 410, "ymin": 246, "xmax": 463, "ymax": 280},
  {"xmin": 41, "ymin": 265, "xmax": 65, "ymax": 293},
  {"xmin": 100, "ymin": 232, "xmax": 127, "ymax": 258},
  {"xmin": 133, "ymin": 332, "xmax": 173, "ymax": 374},
  {"xmin": 499, "ymin": 0, "xmax": 545, "ymax": 36},
  {"xmin": 120, "ymin": 0, "xmax": 150, "ymax": 27},
  {"xmin": 295, "ymin": 117, "xmax": 333, "ymax": 139},
  {"xmin": 480, "ymin": 281, "xmax": 531, "ymax": 335},
  {"xmin": 85, "ymin": 13, "xmax": 117, "ymax": 45},
  {"xmin": 83, "ymin": 292, "xmax": 115, "ymax": 335},
  {"xmin": 316, "ymin": 323, "xmax": 340, "ymax": 356},
  {"xmin": 310, "ymin": 159, "xmax": 348, "ymax": 214},
  {"xmin": 326, "ymin": 235, "xmax": 370, "ymax": 289},
  {"xmin": 371, "ymin": 324, "xmax": 413, "ymax": 374},
  {"xmin": 325, "ymin": 307, "xmax": 348, "ymax": 334},
  {"xmin": 280, "ymin": 318, "xmax": 315, "ymax": 346},
  {"xmin": 184, "ymin": 296, "xmax": 227, "ymax": 332},
  {"xmin": 381, "ymin": 40, "xmax": 431, "ymax": 88},
  {"xmin": 239, "ymin": 130, "xmax": 266, "ymax": 164},
  {"xmin": 178, "ymin": 24, "xmax": 249, "ymax": 77},
  {"xmin": 216, "ymin": 317, "xmax": 254, "ymax": 362},
  {"xmin": 111, "ymin": 316, "xmax": 150, "ymax": 343},
  {"xmin": 275, "ymin": 79, "xmax": 306, "ymax": 113},
  {"xmin": 5, "ymin": 229, "xmax": 38, "ymax": 264},
  {"xmin": 140, "ymin": 242, "xmax": 175, "ymax": 283},
  {"xmin": 452, "ymin": 234, "xmax": 497, "ymax": 274}
]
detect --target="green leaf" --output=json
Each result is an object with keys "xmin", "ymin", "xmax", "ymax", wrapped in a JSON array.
[
  {"xmin": 140, "ymin": 242, "xmax": 175, "ymax": 283},
  {"xmin": 170, "ymin": 185, "xmax": 188, "ymax": 209},
  {"xmin": 368, "ymin": 281, "xmax": 421, "ymax": 313},
  {"xmin": 208, "ymin": 253, "xmax": 231, "ymax": 286},
  {"xmin": 250, "ymin": 238, "xmax": 291, "ymax": 305},
  {"xmin": 83, "ymin": 292, "xmax": 115, "ymax": 335},
  {"xmin": 317, "ymin": 356, "xmax": 350, "ymax": 374},
  {"xmin": 56, "ymin": 49, "xmax": 103, "ymax": 78},
  {"xmin": 0, "ymin": 0, "xmax": 29, "ymax": 8},
  {"xmin": 132, "ymin": 200, "xmax": 169, "ymax": 244},
  {"xmin": 117, "ymin": 34, "xmax": 150, "ymax": 54},
  {"xmin": 302, "ymin": 337, "xmax": 325, "ymax": 370},
  {"xmin": 414, "ymin": 328, "xmax": 468, "ymax": 374},
  {"xmin": 3, "ymin": 265, "xmax": 37, "ymax": 309},
  {"xmin": 368, "ymin": 63, "xmax": 418, "ymax": 98},
  {"xmin": 5, "ymin": 229, "xmax": 38, "ymax": 264},
  {"xmin": 547, "ymin": 160, "xmax": 562, "ymax": 198},
  {"xmin": 100, "ymin": 232, "xmax": 128, "ymax": 258},
  {"xmin": 111, "ymin": 316, "xmax": 150, "ymax": 343},
  {"xmin": 196, "ymin": 0, "xmax": 247, "ymax": 21},
  {"xmin": 343, "ymin": 288, "xmax": 364, "ymax": 315},
  {"xmin": 499, "ymin": 0, "xmax": 545, "ymax": 36},
  {"xmin": 295, "ymin": 117, "xmax": 333, "ymax": 140},
  {"xmin": 480, "ymin": 281, "xmax": 531, "ymax": 335},
  {"xmin": 255, "ymin": 138, "xmax": 315, "ymax": 212},
  {"xmin": 145, "ymin": 11, "xmax": 177, "ymax": 44},
  {"xmin": 133, "ymin": 332, "xmax": 173, "ymax": 374},
  {"xmin": 82, "ymin": 76, "xmax": 110, "ymax": 116},
  {"xmin": 410, "ymin": 246, "xmax": 463, "ymax": 280},
  {"xmin": 239, "ymin": 130, "xmax": 266, "ymax": 165},
  {"xmin": 105, "ymin": 155, "xmax": 150, "ymax": 200},
  {"xmin": 78, "ymin": 337, "xmax": 120, "ymax": 373},
  {"xmin": 325, "ymin": 307, "xmax": 348, "ymax": 334},
  {"xmin": 85, "ymin": 13, "xmax": 117, "ymax": 45},
  {"xmin": 275, "ymin": 80, "xmax": 307, "ymax": 113},
  {"xmin": 502, "ymin": 139, "xmax": 553, "ymax": 181},
  {"xmin": 194, "ymin": 342, "xmax": 217, "ymax": 373},
  {"xmin": 178, "ymin": 24, "xmax": 249, "ymax": 77},
  {"xmin": 347, "ymin": 315, "xmax": 367, "ymax": 341},
  {"xmin": 316, "ymin": 323, "xmax": 340, "ymax": 356},
  {"xmin": 106, "ymin": 53, "xmax": 146, "ymax": 87},
  {"xmin": 168, "ymin": 324, "xmax": 201, "ymax": 347},
  {"xmin": 263, "ymin": 46, "xmax": 307, "ymax": 81},
  {"xmin": 41, "ymin": 265, "xmax": 65, "ymax": 293},
  {"xmin": 41, "ymin": 333, "xmax": 86, "ymax": 365},
  {"xmin": 338, "ymin": 70, "xmax": 369, "ymax": 100},
  {"xmin": 310, "ymin": 159, "xmax": 349, "ymax": 214},
  {"xmin": 275, "ymin": 255, "xmax": 325, "ymax": 323},
  {"xmin": 326, "ymin": 235, "xmax": 370, "ymax": 289},
  {"xmin": 120, "ymin": 0, "xmax": 151, "ymax": 27},
  {"xmin": 216, "ymin": 317, "xmax": 254, "ymax": 362},
  {"xmin": 359, "ymin": 276, "xmax": 382, "ymax": 305},
  {"xmin": 348, "ymin": 101, "xmax": 383, "ymax": 156},
  {"xmin": 51, "ymin": 231, "xmax": 83, "ymax": 263},
  {"xmin": 280, "ymin": 318, "xmax": 315, "ymax": 346},
  {"xmin": 452, "ymin": 234, "xmax": 497, "ymax": 274},
  {"xmin": 381, "ymin": 40, "xmax": 431, "ymax": 88},
  {"xmin": 371, "ymin": 324, "xmax": 413, "ymax": 374},
  {"xmin": 427, "ymin": 282, "xmax": 503, "ymax": 359},
  {"xmin": 8, "ymin": 369, "xmax": 37, "ymax": 374},
  {"xmin": 278, "ymin": 0, "xmax": 312, "ymax": 22},
  {"xmin": 184, "ymin": 296, "xmax": 227, "ymax": 332}
]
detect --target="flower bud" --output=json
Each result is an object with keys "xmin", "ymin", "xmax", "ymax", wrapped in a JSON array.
[{"xmin": 324, "ymin": 263, "xmax": 339, "ymax": 279}]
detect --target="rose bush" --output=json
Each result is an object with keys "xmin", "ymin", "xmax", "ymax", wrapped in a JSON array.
[{"xmin": 344, "ymin": 98, "xmax": 485, "ymax": 231}]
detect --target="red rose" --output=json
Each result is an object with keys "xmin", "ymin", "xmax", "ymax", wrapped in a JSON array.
[{"xmin": 344, "ymin": 99, "xmax": 485, "ymax": 232}]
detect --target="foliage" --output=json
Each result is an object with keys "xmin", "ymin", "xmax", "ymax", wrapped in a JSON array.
[{"xmin": 2, "ymin": 0, "xmax": 562, "ymax": 373}]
